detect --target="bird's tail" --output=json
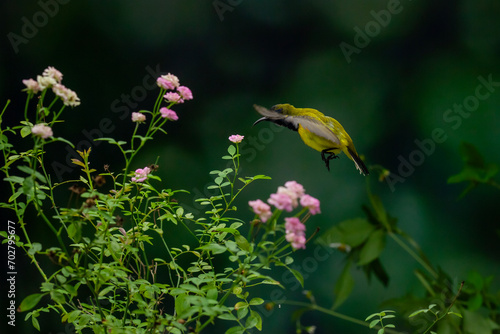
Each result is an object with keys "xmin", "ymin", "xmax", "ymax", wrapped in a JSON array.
[{"xmin": 347, "ymin": 147, "xmax": 369, "ymax": 176}]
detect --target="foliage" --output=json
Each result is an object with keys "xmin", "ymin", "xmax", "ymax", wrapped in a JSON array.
[
  {"xmin": 0, "ymin": 68, "xmax": 319, "ymax": 333},
  {"xmin": 365, "ymin": 310, "xmax": 396, "ymax": 334},
  {"xmin": 1, "ymin": 67, "xmax": 500, "ymax": 334}
]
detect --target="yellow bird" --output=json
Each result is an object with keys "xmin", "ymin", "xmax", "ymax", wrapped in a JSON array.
[{"xmin": 253, "ymin": 104, "xmax": 369, "ymax": 175}]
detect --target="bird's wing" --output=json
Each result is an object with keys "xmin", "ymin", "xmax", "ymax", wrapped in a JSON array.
[
  {"xmin": 292, "ymin": 116, "xmax": 341, "ymax": 145},
  {"xmin": 253, "ymin": 105, "xmax": 341, "ymax": 145}
]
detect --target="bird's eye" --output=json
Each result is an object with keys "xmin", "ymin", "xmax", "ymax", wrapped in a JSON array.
[{"xmin": 270, "ymin": 105, "xmax": 283, "ymax": 113}]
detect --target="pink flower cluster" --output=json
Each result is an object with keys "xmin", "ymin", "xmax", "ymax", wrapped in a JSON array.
[
  {"xmin": 268, "ymin": 181, "xmax": 320, "ymax": 214},
  {"xmin": 131, "ymin": 166, "xmax": 151, "ymax": 183},
  {"xmin": 22, "ymin": 66, "xmax": 80, "ymax": 107},
  {"xmin": 285, "ymin": 217, "xmax": 306, "ymax": 249},
  {"xmin": 155, "ymin": 73, "xmax": 193, "ymax": 122},
  {"xmin": 248, "ymin": 181, "xmax": 321, "ymax": 250}
]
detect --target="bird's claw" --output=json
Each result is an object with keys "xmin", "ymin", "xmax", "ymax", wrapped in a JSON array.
[{"xmin": 321, "ymin": 149, "xmax": 339, "ymax": 171}]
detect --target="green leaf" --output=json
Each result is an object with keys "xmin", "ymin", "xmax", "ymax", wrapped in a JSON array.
[
  {"xmin": 174, "ymin": 207, "xmax": 184, "ymax": 218},
  {"xmin": 369, "ymin": 194, "xmax": 388, "ymax": 226},
  {"xmin": 17, "ymin": 165, "xmax": 46, "ymax": 184},
  {"xmin": 175, "ymin": 294, "xmax": 189, "ymax": 317},
  {"xmin": 68, "ymin": 222, "xmax": 81, "ymax": 242},
  {"xmin": 245, "ymin": 312, "xmax": 258, "ymax": 329},
  {"xmin": 333, "ymin": 261, "xmax": 354, "ymax": 309},
  {"xmin": 22, "ymin": 176, "xmax": 34, "ymax": 195},
  {"xmin": 228, "ymin": 145, "xmax": 236, "ymax": 156},
  {"xmin": 358, "ymin": 230, "xmax": 386, "ymax": 266},
  {"xmin": 249, "ymin": 298, "xmax": 264, "ymax": 305},
  {"xmin": 409, "ymin": 309, "xmax": 426, "ymax": 318},
  {"xmin": 250, "ymin": 310, "xmax": 263, "ymax": 331},
  {"xmin": 3, "ymin": 176, "xmax": 25, "ymax": 184},
  {"xmin": 32, "ymin": 314, "xmax": 40, "ymax": 331},
  {"xmin": 285, "ymin": 266, "xmax": 304, "ymax": 288},
  {"xmin": 447, "ymin": 312, "xmax": 462, "ymax": 318},
  {"xmin": 237, "ymin": 306, "xmax": 248, "ymax": 320},
  {"xmin": 19, "ymin": 293, "xmax": 45, "ymax": 312},
  {"xmin": 50, "ymin": 290, "xmax": 65, "ymax": 304},
  {"xmin": 234, "ymin": 234, "xmax": 250, "ymax": 252},
  {"xmin": 218, "ymin": 313, "xmax": 237, "ymax": 321},
  {"xmin": 225, "ymin": 326, "xmax": 245, "ymax": 334},
  {"xmin": 21, "ymin": 126, "xmax": 32, "ymax": 138},
  {"xmin": 321, "ymin": 217, "xmax": 375, "ymax": 247},
  {"xmin": 369, "ymin": 319, "xmax": 379, "ymax": 328},
  {"xmin": 206, "ymin": 288, "xmax": 218, "ymax": 301},
  {"xmin": 198, "ymin": 243, "xmax": 227, "ymax": 254}
]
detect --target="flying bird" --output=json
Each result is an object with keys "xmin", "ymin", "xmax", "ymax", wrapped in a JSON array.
[{"xmin": 253, "ymin": 104, "xmax": 369, "ymax": 175}]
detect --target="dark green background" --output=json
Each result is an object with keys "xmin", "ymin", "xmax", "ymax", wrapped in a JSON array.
[{"xmin": 1, "ymin": 1, "xmax": 500, "ymax": 333}]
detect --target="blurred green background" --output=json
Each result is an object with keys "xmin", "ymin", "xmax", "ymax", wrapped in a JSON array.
[{"xmin": 1, "ymin": 1, "xmax": 500, "ymax": 333}]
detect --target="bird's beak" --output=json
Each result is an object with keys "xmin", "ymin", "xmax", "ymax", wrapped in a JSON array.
[{"xmin": 253, "ymin": 117, "xmax": 268, "ymax": 126}]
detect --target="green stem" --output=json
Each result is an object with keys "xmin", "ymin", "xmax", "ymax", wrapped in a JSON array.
[
  {"xmin": 388, "ymin": 232, "xmax": 438, "ymax": 279},
  {"xmin": 423, "ymin": 281, "xmax": 464, "ymax": 334}
]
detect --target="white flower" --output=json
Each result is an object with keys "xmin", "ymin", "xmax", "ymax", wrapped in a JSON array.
[
  {"xmin": 131, "ymin": 112, "xmax": 146, "ymax": 122},
  {"xmin": 37, "ymin": 75, "xmax": 57, "ymax": 90},
  {"xmin": 31, "ymin": 124, "xmax": 53, "ymax": 139},
  {"xmin": 42, "ymin": 66, "xmax": 63, "ymax": 83}
]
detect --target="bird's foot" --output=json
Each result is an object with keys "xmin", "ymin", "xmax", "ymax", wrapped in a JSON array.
[{"xmin": 321, "ymin": 149, "xmax": 339, "ymax": 171}]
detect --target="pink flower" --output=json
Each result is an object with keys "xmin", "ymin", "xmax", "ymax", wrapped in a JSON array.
[
  {"xmin": 131, "ymin": 112, "xmax": 146, "ymax": 122},
  {"xmin": 157, "ymin": 73, "xmax": 180, "ymax": 90},
  {"xmin": 284, "ymin": 217, "xmax": 306, "ymax": 233},
  {"xmin": 284, "ymin": 217, "xmax": 306, "ymax": 249},
  {"xmin": 300, "ymin": 194, "xmax": 321, "ymax": 215},
  {"xmin": 268, "ymin": 192, "xmax": 294, "ymax": 212},
  {"xmin": 31, "ymin": 124, "xmax": 53, "ymax": 139},
  {"xmin": 248, "ymin": 199, "xmax": 272, "ymax": 222},
  {"xmin": 43, "ymin": 66, "xmax": 63, "ymax": 83},
  {"xmin": 52, "ymin": 84, "xmax": 81, "ymax": 107},
  {"xmin": 286, "ymin": 233, "xmax": 306, "ymax": 250},
  {"xmin": 284, "ymin": 181, "xmax": 305, "ymax": 199},
  {"xmin": 131, "ymin": 167, "xmax": 151, "ymax": 183},
  {"xmin": 160, "ymin": 107, "xmax": 178, "ymax": 121},
  {"xmin": 164, "ymin": 92, "xmax": 183, "ymax": 103},
  {"xmin": 228, "ymin": 134, "xmax": 244, "ymax": 143},
  {"xmin": 22, "ymin": 78, "xmax": 40, "ymax": 94},
  {"xmin": 177, "ymin": 86, "xmax": 193, "ymax": 100}
]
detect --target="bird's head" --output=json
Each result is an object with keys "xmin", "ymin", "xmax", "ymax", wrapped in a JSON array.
[
  {"xmin": 253, "ymin": 103, "xmax": 296, "ymax": 126},
  {"xmin": 269, "ymin": 103, "xmax": 296, "ymax": 115}
]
